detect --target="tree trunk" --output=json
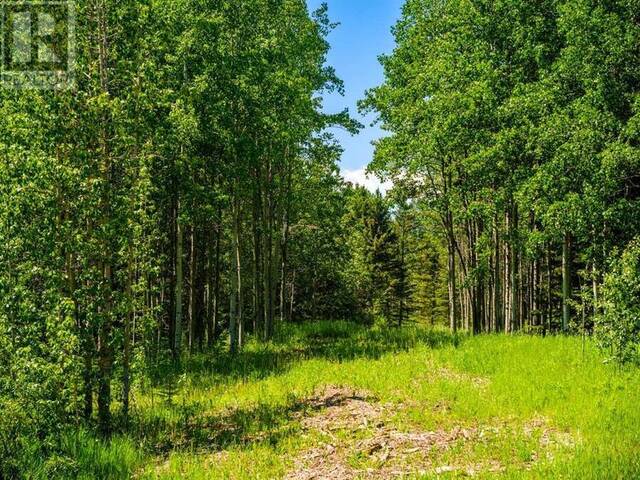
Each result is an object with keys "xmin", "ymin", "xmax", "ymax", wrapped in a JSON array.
[
  {"xmin": 263, "ymin": 171, "xmax": 274, "ymax": 340},
  {"xmin": 252, "ymin": 181, "xmax": 263, "ymax": 337},
  {"xmin": 280, "ymin": 211, "xmax": 289, "ymax": 324},
  {"xmin": 230, "ymin": 194, "xmax": 241, "ymax": 354},
  {"xmin": 447, "ymin": 235, "xmax": 458, "ymax": 333},
  {"xmin": 562, "ymin": 232, "xmax": 572, "ymax": 332},
  {"xmin": 188, "ymin": 225, "xmax": 195, "ymax": 352},
  {"xmin": 122, "ymin": 253, "xmax": 133, "ymax": 423},
  {"xmin": 96, "ymin": 0, "xmax": 113, "ymax": 435},
  {"xmin": 97, "ymin": 311, "xmax": 113, "ymax": 436},
  {"xmin": 289, "ymin": 269, "xmax": 296, "ymax": 322},
  {"xmin": 195, "ymin": 228, "xmax": 206, "ymax": 350},
  {"xmin": 174, "ymin": 201, "xmax": 184, "ymax": 356},
  {"xmin": 212, "ymin": 215, "xmax": 221, "ymax": 344},
  {"xmin": 545, "ymin": 244, "xmax": 552, "ymax": 335},
  {"xmin": 509, "ymin": 206, "xmax": 519, "ymax": 333},
  {"xmin": 206, "ymin": 224, "xmax": 214, "ymax": 346},
  {"xmin": 592, "ymin": 260, "xmax": 599, "ymax": 320},
  {"xmin": 494, "ymin": 225, "xmax": 503, "ymax": 333},
  {"xmin": 280, "ymin": 162, "xmax": 292, "ymax": 324},
  {"xmin": 168, "ymin": 194, "xmax": 176, "ymax": 356}
]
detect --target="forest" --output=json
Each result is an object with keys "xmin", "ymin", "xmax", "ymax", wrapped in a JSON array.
[{"xmin": 0, "ymin": 0, "xmax": 639, "ymax": 478}]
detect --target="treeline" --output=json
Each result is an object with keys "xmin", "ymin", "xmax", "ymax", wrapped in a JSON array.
[
  {"xmin": 0, "ymin": 1, "xmax": 448, "ymax": 472},
  {"xmin": 343, "ymin": 189, "xmax": 448, "ymax": 326},
  {"xmin": 4, "ymin": 0, "xmax": 640, "ymax": 475},
  {"xmin": 0, "ymin": 0, "xmax": 360, "ymax": 464},
  {"xmin": 363, "ymin": 0, "xmax": 640, "ymax": 346}
]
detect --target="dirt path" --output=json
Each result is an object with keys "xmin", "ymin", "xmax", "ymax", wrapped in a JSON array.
[{"xmin": 285, "ymin": 386, "xmax": 574, "ymax": 479}]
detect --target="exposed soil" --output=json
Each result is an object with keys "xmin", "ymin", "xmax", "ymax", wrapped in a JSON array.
[
  {"xmin": 296, "ymin": 385, "xmax": 387, "ymax": 433},
  {"xmin": 286, "ymin": 386, "xmax": 574, "ymax": 480}
]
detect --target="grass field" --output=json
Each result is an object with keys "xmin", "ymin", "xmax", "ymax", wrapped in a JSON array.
[{"xmin": 45, "ymin": 321, "xmax": 640, "ymax": 479}]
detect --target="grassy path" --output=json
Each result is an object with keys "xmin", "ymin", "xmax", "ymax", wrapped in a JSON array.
[{"xmin": 63, "ymin": 322, "xmax": 640, "ymax": 479}]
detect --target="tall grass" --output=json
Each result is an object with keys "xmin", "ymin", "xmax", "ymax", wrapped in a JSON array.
[{"xmin": 27, "ymin": 322, "xmax": 640, "ymax": 479}]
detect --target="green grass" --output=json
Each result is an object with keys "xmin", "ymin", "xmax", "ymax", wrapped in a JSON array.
[{"xmin": 40, "ymin": 321, "xmax": 640, "ymax": 479}]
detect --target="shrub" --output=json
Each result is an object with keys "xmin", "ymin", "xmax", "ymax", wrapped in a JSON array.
[{"xmin": 597, "ymin": 239, "xmax": 640, "ymax": 364}]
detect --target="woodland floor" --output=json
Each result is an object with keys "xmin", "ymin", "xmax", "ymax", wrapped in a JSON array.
[{"xmin": 56, "ymin": 321, "xmax": 640, "ymax": 479}]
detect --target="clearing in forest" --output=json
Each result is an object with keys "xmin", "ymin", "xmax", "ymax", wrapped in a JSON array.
[{"xmin": 116, "ymin": 322, "xmax": 640, "ymax": 479}]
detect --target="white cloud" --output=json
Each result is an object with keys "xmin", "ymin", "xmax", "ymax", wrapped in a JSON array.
[{"xmin": 342, "ymin": 168, "xmax": 393, "ymax": 194}]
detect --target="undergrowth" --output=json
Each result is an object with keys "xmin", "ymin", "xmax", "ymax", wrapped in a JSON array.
[{"xmin": 21, "ymin": 321, "xmax": 640, "ymax": 479}]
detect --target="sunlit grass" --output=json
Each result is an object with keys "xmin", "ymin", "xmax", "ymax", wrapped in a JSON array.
[{"xmin": 34, "ymin": 321, "xmax": 640, "ymax": 479}]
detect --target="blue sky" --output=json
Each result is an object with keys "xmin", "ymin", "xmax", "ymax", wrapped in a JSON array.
[{"xmin": 306, "ymin": 0, "xmax": 403, "ymax": 189}]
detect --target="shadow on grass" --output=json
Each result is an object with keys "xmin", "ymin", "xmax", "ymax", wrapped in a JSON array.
[
  {"xmin": 147, "ymin": 321, "xmax": 460, "ymax": 390},
  {"xmin": 127, "ymin": 380, "xmax": 377, "ymax": 459},
  {"xmin": 124, "ymin": 322, "xmax": 460, "ymax": 460},
  {"xmin": 128, "ymin": 400, "xmax": 297, "ymax": 457}
]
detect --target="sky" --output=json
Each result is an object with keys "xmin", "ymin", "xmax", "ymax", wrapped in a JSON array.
[{"xmin": 306, "ymin": 0, "xmax": 404, "ymax": 192}]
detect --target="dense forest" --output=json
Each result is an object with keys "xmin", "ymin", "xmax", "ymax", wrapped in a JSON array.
[
  {"xmin": 363, "ymin": 0, "xmax": 640, "ymax": 342},
  {"xmin": 1, "ymin": 0, "xmax": 639, "ymax": 478}
]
